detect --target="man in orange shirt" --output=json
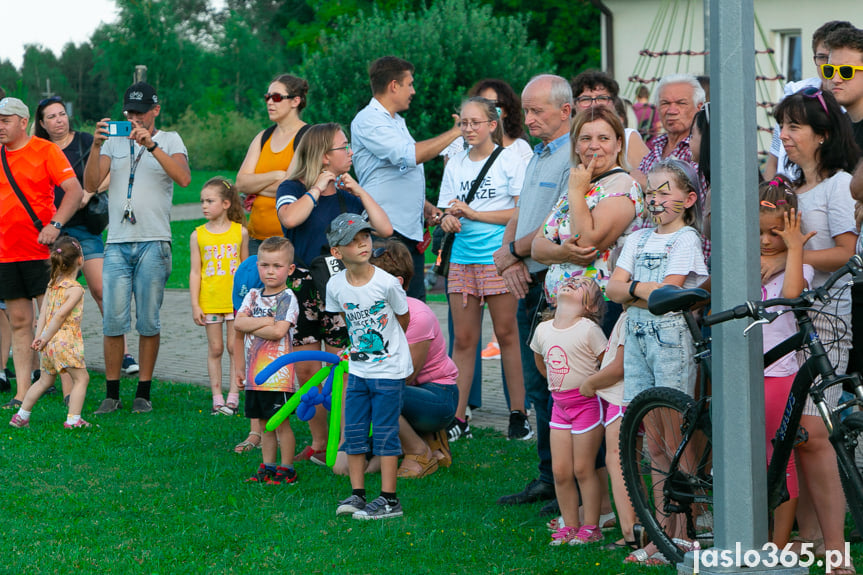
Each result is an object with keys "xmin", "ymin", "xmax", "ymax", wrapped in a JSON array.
[{"xmin": 0, "ymin": 97, "xmax": 83, "ymax": 408}]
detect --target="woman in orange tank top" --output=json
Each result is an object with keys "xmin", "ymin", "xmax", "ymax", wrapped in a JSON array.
[{"xmin": 236, "ymin": 74, "xmax": 309, "ymax": 255}]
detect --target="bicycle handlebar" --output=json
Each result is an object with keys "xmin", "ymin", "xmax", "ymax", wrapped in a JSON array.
[{"xmin": 706, "ymin": 255, "xmax": 863, "ymax": 327}]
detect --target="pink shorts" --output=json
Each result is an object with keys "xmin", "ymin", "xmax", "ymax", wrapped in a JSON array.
[
  {"xmin": 600, "ymin": 398, "xmax": 626, "ymax": 427},
  {"xmin": 204, "ymin": 312, "xmax": 235, "ymax": 324},
  {"xmin": 550, "ymin": 388, "xmax": 603, "ymax": 434},
  {"xmin": 447, "ymin": 263, "xmax": 509, "ymax": 307},
  {"xmin": 765, "ymin": 374, "xmax": 799, "ymax": 498}
]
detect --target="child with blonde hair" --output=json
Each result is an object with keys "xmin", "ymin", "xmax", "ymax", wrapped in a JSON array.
[{"xmin": 190, "ymin": 177, "xmax": 249, "ymax": 414}]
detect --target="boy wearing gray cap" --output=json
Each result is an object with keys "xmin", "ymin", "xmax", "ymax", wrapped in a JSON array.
[{"xmin": 325, "ymin": 213, "xmax": 412, "ymax": 520}]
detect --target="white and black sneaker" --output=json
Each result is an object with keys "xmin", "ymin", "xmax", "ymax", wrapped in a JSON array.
[
  {"xmin": 352, "ymin": 496, "xmax": 403, "ymax": 520},
  {"xmin": 336, "ymin": 494, "xmax": 366, "ymax": 516},
  {"xmin": 508, "ymin": 410, "xmax": 534, "ymax": 440},
  {"xmin": 122, "ymin": 354, "xmax": 140, "ymax": 375},
  {"xmin": 447, "ymin": 418, "xmax": 472, "ymax": 442}
]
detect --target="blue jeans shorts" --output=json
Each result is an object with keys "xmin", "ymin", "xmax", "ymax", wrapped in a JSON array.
[
  {"xmin": 623, "ymin": 313, "xmax": 696, "ymax": 402},
  {"xmin": 63, "ymin": 225, "xmax": 105, "ymax": 261},
  {"xmin": 402, "ymin": 382, "xmax": 458, "ymax": 434},
  {"xmin": 102, "ymin": 241, "xmax": 172, "ymax": 337},
  {"xmin": 343, "ymin": 374, "xmax": 403, "ymax": 456}
]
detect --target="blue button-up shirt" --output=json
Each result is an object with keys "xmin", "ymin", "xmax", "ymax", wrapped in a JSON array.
[{"xmin": 351, "ymin": 98, "xmax": 425, "ymax": 241}]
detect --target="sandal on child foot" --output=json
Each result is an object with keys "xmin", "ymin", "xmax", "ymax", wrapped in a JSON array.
[{"xmin": 234, "ymin": 431, "xmax": 262, "ymax": 453}]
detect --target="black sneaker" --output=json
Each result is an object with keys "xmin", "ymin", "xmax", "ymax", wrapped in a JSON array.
[
  {"xmin": 447, "ymin": 418, "xmax": 472, "ymax": 442},
  {"xmin": 266, "ymin": 466, "xmax": 297, "ymax": 485},
  {"xmin": 122, "ymin": 354, "xmax": 140, "ymax": 375},
  {"xmin": 31, "ymin": 370, "xmax": 40, "ymax": 384},
  {"xmin": 4, "ymin": 368, "xmax": 14, "ymax": 381},
  {"xmin": 336, "ymin": 494, "xmax": 366, "ymax": 516},
  {"xmin": 0, "ymin": 371, "xmax": 9, "ymax": 393},
  {"xmin": 508, "ymin": 410, "xmax": 534, "ymax": 440},
  {"xmin": 352, "ymin": 496, "xmax": 403, "ymax": 520},
  {"xmin": 245, "ymin": 464, "xmax": 275, "ymax": 483},
  {"xmin": 497, "ymin": 478, "xmax": 556, "ymax": 505}
]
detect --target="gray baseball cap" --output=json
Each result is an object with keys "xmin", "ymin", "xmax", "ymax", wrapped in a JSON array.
[
  {"xmin": 0, "ymin": 98, "xmax": 30, "ymax": 118},
  {"xmin": 326, "ymin": 213, "xmax": 374, "ymax": 247}
]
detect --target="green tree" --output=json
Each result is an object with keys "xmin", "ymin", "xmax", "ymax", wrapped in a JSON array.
[
  {"xmin": 297, "ymin": 0, "xmax": 555, "ymax": 199},
  {"xmin": 20, "ymin": 45, "xmax": 72, "ymax": 111},
  {"xmin": 0, "ymin": 60, "xmax": 21, "ymax": 98}
]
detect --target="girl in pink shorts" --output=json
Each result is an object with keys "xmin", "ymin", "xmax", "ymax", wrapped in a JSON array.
[{"xmin": 531, "ymin": 277, "xmax": 607, "ymax": 546}]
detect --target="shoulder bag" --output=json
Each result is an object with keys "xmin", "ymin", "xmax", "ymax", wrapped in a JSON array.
[{"xmin": 432, "ymin": 145, "xmax": 504, "ymax": 276}]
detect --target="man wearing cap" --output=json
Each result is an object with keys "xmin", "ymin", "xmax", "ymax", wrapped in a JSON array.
[
  {"xmin": 0, "ymin": 97, "xmax": 83, "ymax": 407},
  {"xmin": 84, "ymin": 82, "xmax": 191, "ymax": 415},
  {"xmin": 351, "ymin": 56, "xmax": 461, "ymax": 301}
]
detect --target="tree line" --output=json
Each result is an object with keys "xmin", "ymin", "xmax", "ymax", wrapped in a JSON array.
[{"xmin": 1, "ymin": 0, "xmax": 599, "ymax": 174}]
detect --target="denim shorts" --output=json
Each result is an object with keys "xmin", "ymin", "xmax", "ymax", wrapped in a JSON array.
[
  {"xmin": 343, "ymin": 374, "xmax": 403, "ymax": 456},
  {"xmin": 62, "ymin": 225, "xmax": 105, "ymax": 261},
  {"xmin": 402, "ymin": 382, "xmax": 458, "ymax": 434},
  {"xmin": 102, "ymin": 241, "xmax": 172, "ymax": 337},
  {"xmin": 623, "ymin": 313, "xmax": 696, "ymax": 403}
]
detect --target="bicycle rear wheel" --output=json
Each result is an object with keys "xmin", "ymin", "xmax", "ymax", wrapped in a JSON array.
[
  {"xmin": 619, "ymin": 387, "xmax": 713, "ymax": 565},
  {"xmin": 837, "ymin": 411, "xmax": 863, "ymax": 535}
]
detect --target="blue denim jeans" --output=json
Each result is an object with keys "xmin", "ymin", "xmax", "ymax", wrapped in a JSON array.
[
  {"xmin": 623, "ymin": 313, "xmax": 696, "ymax": 402},
  {"xmin": 402, "ymin": 382, "xmax": 458, "ymax": 433},
  {"xmin": 343, "ymin": 374, "xmax": 403, "ymax": 456},
  {"xmin": 518, "ymin": 280, "xmax": 553, "ymax": 485},
  {"xmin": 102, "ymin": 241, "xmax": 172, "ymax": 337}
]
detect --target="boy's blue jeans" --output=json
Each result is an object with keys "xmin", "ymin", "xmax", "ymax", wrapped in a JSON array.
[{"xmin": 343, "ymin": 374, "xmax": 403, "ymax": 456}]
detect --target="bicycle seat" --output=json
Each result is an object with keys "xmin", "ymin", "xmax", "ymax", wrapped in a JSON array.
[{"xmin": 648, "ymin": 285, "xmax": 710, "ymax": 315}]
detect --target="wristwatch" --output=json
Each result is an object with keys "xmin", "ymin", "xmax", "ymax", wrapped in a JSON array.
[
  {"xmin": 49, "ymin": 221, "xmax": 63, "ymax": 230},
  {"xmin": 147, "ymin": 141, "xmax": 159, "ymax": 153}
]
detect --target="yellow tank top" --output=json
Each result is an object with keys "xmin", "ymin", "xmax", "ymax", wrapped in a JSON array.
[
  {"xmin": 197, "ymin": 221, "xmax": 243, "ymax": 313},
  {"xmin": 248, "ymin": 132, "xmax": 299, "ymax": 240}
]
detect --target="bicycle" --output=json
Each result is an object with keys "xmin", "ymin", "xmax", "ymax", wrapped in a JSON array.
[{"xmin": 618, "ymin": 255, "xmax": 863, "ymax": 565}]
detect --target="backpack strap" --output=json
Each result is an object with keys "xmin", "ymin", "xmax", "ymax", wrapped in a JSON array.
[
  {"xmin": 259, "ymin": 124, "xmax": 277, "ymax": 151},
  {"xmin": 293, "ymin": 124, "xmax": 311, "ymax": 152}
]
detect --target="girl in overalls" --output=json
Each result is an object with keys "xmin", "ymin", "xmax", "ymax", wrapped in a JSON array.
[{"xmin": 607, "ymin": 158, "xmax": 709, "ymax": 564}]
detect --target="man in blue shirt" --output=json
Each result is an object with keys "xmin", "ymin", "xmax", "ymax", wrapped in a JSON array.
[{"xmin": 351, "ymin": 56, "xmax": 461, "ymax": 300}]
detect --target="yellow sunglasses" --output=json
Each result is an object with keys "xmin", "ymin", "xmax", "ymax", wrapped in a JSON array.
[{"xmin": 821, "ymin": 64, "xmax": 863, "ymax": 81}]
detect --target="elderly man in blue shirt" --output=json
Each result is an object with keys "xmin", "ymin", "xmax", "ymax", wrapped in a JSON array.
[{"xmin": 351, "ymin": 56, "xmax": 461, "ymax": 300}]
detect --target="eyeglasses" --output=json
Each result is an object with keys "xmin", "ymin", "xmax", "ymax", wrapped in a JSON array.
[
  {"xmin": 702, "ymin": 101, "xmax": 710, "ymax": 124},
  {"xmin": 372, "ymin": 247, "xmax": 388, "ymax": 258},
  {"xmin": 460, "ymin": 120, "xmax": 492, "ymax": 130},
  {"xmin": 821, "ymin": 64, "xmax": 863, "ymax": 81},
  {"xmin": 576, "ymin": 95, "xmax": 613, "ymax": 107},
  {"xmin": 38, "ymin": 96, "xmax": 63, "ymax": 107},
  {"xmin": 264, "ymin": 93, "xmax": 296, "ymax": 103},
  {"xmin": 800, "ymin": 87, "xmax": 829, "ymax": 116},
  {"xmin": 813, "ymin": 52, "xmax": 829, "ymax": 64},
  {"xmin": 329, "ymin": 142, "xmax": 351, "ymax": 152}
]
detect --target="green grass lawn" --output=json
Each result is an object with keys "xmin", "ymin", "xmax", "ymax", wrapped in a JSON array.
[{"xmin": 0, "ymin": 371, "xmax": 680, "ymax": 574}]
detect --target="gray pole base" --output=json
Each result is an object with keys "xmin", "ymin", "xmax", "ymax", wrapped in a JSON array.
[{"xmin": 677, "ymin": 549, "xmax": 810, "ymax": 574}]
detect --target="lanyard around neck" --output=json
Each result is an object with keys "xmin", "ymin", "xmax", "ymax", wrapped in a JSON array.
[{"xmin": 127, "ymin": 139, "xmax": 146, "ymax": 201}]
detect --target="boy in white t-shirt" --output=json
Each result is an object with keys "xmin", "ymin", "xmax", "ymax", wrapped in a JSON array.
[{"xmin": 325, "ymin": 213, "xmax": 412, "ymax": 520}]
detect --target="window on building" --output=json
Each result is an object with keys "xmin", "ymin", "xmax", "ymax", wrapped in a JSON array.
[{"xmin": 781, "ymin": 31, "xmax": 802, "ymax": 83}]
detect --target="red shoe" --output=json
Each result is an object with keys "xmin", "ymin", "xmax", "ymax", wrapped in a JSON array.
[{"xmin": 295, "ymin": 445, "xmax": 326, "ymax": 461}]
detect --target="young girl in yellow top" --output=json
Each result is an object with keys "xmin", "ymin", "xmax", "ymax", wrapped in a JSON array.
[
  {"xmin": 190, "ymin": 177, "xmax": 249, "ymax": 414},
  {"xmin": 10, "ymin": 237, "xmax": 90, "ymax": 429}
]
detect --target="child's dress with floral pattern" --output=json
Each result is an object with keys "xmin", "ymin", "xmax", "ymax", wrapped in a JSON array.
[{"xmin": 40, "ymin": 278, "xmax": 85, "ymax": 373}]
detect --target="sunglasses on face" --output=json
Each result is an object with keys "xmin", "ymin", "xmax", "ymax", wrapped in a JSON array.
[
  {"xmin": 820, "ymin": 64, "xmax": 863, "ymax": 81},
  {"xmin": 264, "ymin": 93, "xmax": 296, "ymax": 103}
]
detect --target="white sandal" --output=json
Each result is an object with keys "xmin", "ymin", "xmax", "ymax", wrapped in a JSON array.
[{"xmin": 234, "ymin": 431, "xmax": 262, "ymax": 453}]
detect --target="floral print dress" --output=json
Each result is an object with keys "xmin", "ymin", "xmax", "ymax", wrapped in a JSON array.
[
  {"xmin": 40, "ymin": 278, "xmax": 85, "ymax": 373},
  {"xmin": 542, "ymin": 171, "xmax": 646, "ymax": 303}
]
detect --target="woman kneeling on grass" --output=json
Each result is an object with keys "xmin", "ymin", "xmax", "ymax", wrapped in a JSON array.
[{"xmin": 371, "ymin": 240, "xmax": 458, "ymax": 478}]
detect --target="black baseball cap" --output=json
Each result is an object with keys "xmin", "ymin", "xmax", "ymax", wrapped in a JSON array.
[{"xmin": 123, "ymin": 82, "xmax": 159, "ymax": 113}]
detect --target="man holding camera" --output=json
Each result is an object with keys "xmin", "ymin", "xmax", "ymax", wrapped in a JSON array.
[
  {"xmin": 84, "ymin": 81, "xmax": 191, "ymax": 415},
  {"xmin": 0, "ymin": 97, "xmax": 83, "ymax": 407}
]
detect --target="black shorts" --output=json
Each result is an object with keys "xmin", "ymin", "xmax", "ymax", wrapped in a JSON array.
[
  {"xmin": 245, "ymin": 389, "xmax": 293, "ymax": 421},
  {"xmin": 0, "ymin": 260, "xmax": 51, "ymax": 300}
]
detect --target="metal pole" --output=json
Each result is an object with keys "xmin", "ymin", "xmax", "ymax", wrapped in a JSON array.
[
  {"xmin": 678, "ymin": 1, "xmax": 806, "ymax": 573},
  {"xmin": 702, "ymin": 0, "xmax": 710, "ymax": 73}
]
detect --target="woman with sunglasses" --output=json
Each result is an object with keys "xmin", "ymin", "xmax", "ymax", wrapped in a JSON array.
[
  {"xmin": 270, "ymin": 123, "xmax": 391, "ymax": 461},
  {"xmin": 768, "ymin": 86, "xmax": 860, "ymax": 570},
  {"xmin": 236, "ymin": 74, "xmax": 309, "ymax": 256}
]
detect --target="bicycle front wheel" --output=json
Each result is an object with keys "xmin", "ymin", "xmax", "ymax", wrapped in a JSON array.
[{"xmin": 619, "ymin": 387, "xmax": 713, "ymax": 565}]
